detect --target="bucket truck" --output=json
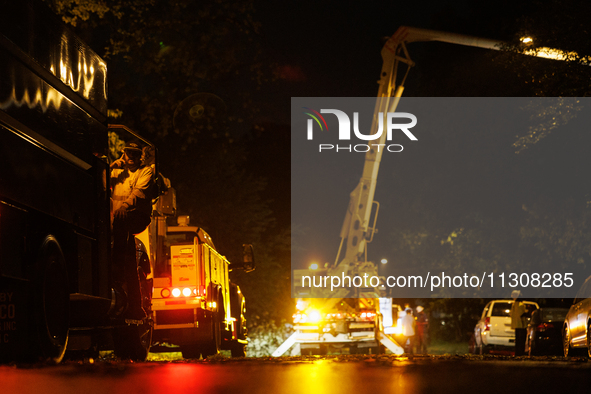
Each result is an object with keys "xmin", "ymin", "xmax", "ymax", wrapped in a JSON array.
[{"xmin": 274, "ymin": 26, "xmax": 576, "ymax": 357}]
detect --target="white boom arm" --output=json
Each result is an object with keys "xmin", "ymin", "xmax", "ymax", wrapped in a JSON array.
[{"xmin": 334, "ymin": 26, "xmax": 582, "ymax": 270}]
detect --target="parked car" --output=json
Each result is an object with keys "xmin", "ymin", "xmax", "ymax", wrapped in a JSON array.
[
  {"xmin": 474, "ymin": 299, "xmax": 539, "ymax": 354},
  {"xmin": 563, "ymin": 275, "xmax": 591, "ymax": 357},
  {"xmin": 526, "ymin": 308, "xmax": 568, "ymax": 356}
]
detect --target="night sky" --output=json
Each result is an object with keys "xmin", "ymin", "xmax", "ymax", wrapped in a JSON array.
[
  {"xmin": 253, "ymin": 0, "xmax": 591, "ymax": 285},
  {"xmin": 254, "ymin": 0, "xmax": 529, "ymax": 103}
]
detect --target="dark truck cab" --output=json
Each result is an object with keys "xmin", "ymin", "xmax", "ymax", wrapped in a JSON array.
[{"xmin": 0, "ymin": 0, "xmax": 152, "ymax": 362}]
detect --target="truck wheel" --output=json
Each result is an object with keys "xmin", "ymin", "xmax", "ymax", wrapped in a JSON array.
[
  {"xmin": 200, "ymin": 318, "xmax": 220, "ymax": 358},
  {"xmin": 113, "ymin": 321, "xmax": 153, "ymax": 361},
  {"xmin": 230, "ymin": 343, "xmax": 247, "ymax": 358},
  {"xmin": 181, "ymin": 344, "xmax": 202, "ymax": 359},
  {"xmin": 237, "ymin": 301, "xmax": 247, "ymax": 340},
  {"xmin": 375, "ymin": 344, "xmax": 386, "ymax": 354},
  {"xmin": 311, "ymin": 345, "xmax": 328, "ymax": 355},
  {"xmin": 201, "ymin": 296, "xmax": 223, "ymax": 358},
  {"xmin": 113, "ymin": 269, "xmax": 153, "ymax": 361},
  {"xmin": 230, "ymin": 284, "xmax": 247, "ymax": 340},
  {"xmin": 31, "ymin": 237, "xmax": 69, "ymax": 363},
  {"xmin": 230, "ymin": 304, "xmax": 247, "ymax": 358},
  {"xmin": 64, "ymin": 342, "xmax": 99, "ymax": 361}
]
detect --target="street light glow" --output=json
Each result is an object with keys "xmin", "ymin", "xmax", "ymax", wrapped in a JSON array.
[
  {"xmin": 381, "ymin": 258, "xmax": 388, "ymax": 265},
  {"xmin": 520, "ymin": 36, "xmax": 533, "ymax": 44}
]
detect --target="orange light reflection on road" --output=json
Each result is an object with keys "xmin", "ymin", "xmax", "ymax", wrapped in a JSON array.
[{"xmin": 0, "ymin": 359, "xmax": 421, "ymax": 394}]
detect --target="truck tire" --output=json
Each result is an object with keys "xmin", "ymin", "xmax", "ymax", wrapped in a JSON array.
[
  {"xmin": 228, "ymin": 284, "xmax": 247, "ymax": 358},
  {"xmin": 230, "ymin": 343, "xmax": 247, "ymax": 358},
  {"xmin": 113, "ymin": 321, "xmax": 152, "ymax": 361},
  {"xmin": 200, "ymin": 317, "xmax": 220, "ymax": 358},
  {"xmin": 369, "ymin": 345, "xmax": 384, "ymax": 355},
  {"xmin": 30, "ymin": 237, "xmax": 69, "ymax": 363},
  {"xmin": 201, "ymin": 294, "xmax": 223, "ymax": 358},
  {"xmin": 113, "ymin": 266, "xmax": 153, "ymax": 361},
  {"xmin": 181, "ymin": 344, "xmax": 202, "ymax": 359},
  {"xmin": 230, "ymin": 284, "xmax": 247, "ymax": 341},
  {"xmin": 64, "ymin": 339, "xmax": 99, "ymax": 361},
  {"xmin": 309, "ymin": 345, "xmax": 327, "ymax": 355},
  {"xmin": 230, "ymin": 305, "xmax": 247, "ymax": 357}
]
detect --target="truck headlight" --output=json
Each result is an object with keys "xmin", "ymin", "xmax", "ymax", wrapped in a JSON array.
[{"xmin": 308, "ymin": 309, "xmax": 321, "ymax": 323}]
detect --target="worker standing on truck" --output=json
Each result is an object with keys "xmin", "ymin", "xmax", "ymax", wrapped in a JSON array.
[{"xmin": 111, "ymin": 141, "xmax": 154, "ymax": 319}]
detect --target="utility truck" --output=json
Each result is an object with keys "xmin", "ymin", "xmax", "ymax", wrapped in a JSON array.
[
  {"xmin": 274, "ymin": 26, "xmax": 573, "ymax": 357},
  {"xmin": 138, "ymin": 187, "xmax": 255, "ymax": 358}
]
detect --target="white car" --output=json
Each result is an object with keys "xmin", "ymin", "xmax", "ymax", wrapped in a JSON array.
[{"xmin": 473, "ymin": 299, "xmax": 539, "ymax": 354}]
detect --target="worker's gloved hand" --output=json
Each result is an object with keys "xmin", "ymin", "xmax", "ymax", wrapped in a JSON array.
[{"xmin": 114, "ymin": 205, "xmax": 128, "ymax": 219}]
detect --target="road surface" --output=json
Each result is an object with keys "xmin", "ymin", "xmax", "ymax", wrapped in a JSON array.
[{"xmin": 2, "ymin": 354, "xmax": 590, "ymax": 394}]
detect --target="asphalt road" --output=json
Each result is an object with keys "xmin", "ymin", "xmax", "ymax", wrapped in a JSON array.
[{"xmin": 2, "ymin": 354, "xmax": 590, "ymax": 394}]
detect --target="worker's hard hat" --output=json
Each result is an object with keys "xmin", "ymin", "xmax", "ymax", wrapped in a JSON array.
[
  {"xmin": 123, "ymin": 141, "xmax": 142, "ymax": 152},
  {"xmin": 416, "ymin": 305, "xmax": 424, "ymax": 313}
]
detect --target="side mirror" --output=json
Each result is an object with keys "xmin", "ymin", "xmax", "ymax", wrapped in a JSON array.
[
  {"xmin": 157, "ymin": 187, "xmax": 176, "ymax": 216},
  {"xmin": 231, "ymin": 244, "xmax": 255, "ymax": 273}
]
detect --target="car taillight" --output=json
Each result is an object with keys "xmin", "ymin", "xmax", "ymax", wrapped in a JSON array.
[
  {"xmin": 484, "ymin": 317, "xmax": 490, "ymax": 331},
  {"xmin": 537, "ymin": 322, "xmax": 554, "ymax": 332}
]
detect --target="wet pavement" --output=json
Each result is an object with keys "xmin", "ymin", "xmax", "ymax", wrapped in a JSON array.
[{"xmin": 2, "ymin": 354, "xmax": 590, "ymax": 394}]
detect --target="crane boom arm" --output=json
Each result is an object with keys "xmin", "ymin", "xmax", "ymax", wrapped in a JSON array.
[{"xmin": 335, "ymin": 26, "xmax": 582, "ymax": 269}]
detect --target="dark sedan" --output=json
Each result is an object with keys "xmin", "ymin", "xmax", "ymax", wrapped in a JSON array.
[{"xmin": 526, "ymin": 308, "xmax": 568, "ymax": 356}]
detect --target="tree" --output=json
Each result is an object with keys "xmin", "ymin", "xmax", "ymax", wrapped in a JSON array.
[
  {"xmin": 507, "ymin": 0, "xmax": 591, "ymax": 97},
  {"xmin": 45, "ymin": 0, "xmax": 266, "ymax": 140},
  {"xmin": 520, "ymin": 197, "xmax": 591, "ymax": 275}
]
